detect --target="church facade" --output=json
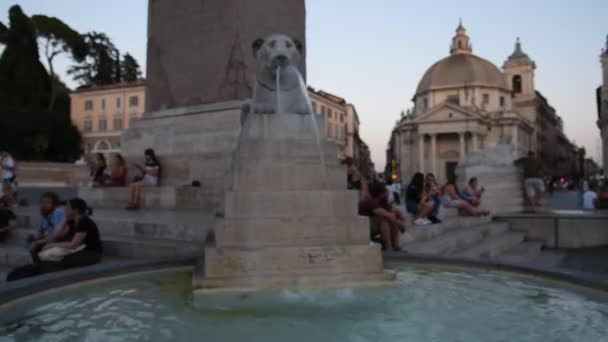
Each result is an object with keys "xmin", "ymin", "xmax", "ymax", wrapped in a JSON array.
[{"xmin": 388, "ymin": 22, "xmax": 578, "ymax": 183}]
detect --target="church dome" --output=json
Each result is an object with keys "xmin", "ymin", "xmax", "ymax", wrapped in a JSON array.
[
  {"xmin": 416, "ymin": 22, "xmax": 508, "ymax": 95},
  {"xmin": 416, "ymin": 54, "xmax": 508, "ymax": 94}
]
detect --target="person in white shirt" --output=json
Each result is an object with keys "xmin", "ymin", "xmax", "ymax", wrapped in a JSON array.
[
  {"xmin": 0, "ymin": 151, "xmax": 16, "ymax": 185},
  {"xmin": 582, "ymin": 186, "xmax": 598, "ymax": 210}
]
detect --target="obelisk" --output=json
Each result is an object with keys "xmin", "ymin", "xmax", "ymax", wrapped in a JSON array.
[{"xmin": 145, "ymin": 0, "xmax": 306, "ymax": 111}]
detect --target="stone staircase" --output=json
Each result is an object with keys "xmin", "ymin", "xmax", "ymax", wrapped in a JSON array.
[{"xmin": 401, "ymin": 214, "xmax": 544, "ymax": 261}]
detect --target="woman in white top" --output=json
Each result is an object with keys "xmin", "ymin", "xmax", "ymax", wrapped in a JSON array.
[
  {"xmin": 0, "ymin": 151, "xmax": 16, "ymax": 184},
  {"xmin": 126, "ymin": 149, "xmax": 161, "ymax": 210}
]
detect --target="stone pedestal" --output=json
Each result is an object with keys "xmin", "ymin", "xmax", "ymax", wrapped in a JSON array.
[
  {"xmin": 120, "ymin": 101, "xmax": 243, "ymax": 212},
  {"xmin": 193, "ymin": 114, "xmax": 394, "ymax": 296},
  {"xmin": 455, "ymin": 143, "xmax": 525, "ymax": 214}
]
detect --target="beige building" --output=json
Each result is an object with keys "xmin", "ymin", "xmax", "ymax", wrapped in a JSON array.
[
  {"xmin": 308, "ymin": 87, "xmax": 366, "ymax": 162},
  {"xmin": 70, "ymin": 81, "xmax": 146, "ymax": 156},
  {"xmin": 390, "ymin": 22, "xmax": 578, "ymax": 183},
  {"xmin": 598, "ymin": 35, "xmax": 608, "ymax": 175}
]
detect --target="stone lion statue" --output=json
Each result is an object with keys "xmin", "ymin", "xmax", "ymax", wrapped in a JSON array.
[{"xmin": 247, "ymin": 34, "xmax": 310, "ymax": 115}]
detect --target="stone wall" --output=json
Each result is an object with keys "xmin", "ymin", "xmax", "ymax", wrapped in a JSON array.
[
  {"xmin": 121, "ymin": 101, "xmax": 243, "ymax": 212},
  {"xmin": 17, "ymin": 162, "xmax": 89, "ymax": 186}
]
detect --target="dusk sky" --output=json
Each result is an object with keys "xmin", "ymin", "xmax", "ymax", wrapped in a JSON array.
[{"xmin": 2, "ymin": 0, "xmax": 606, "ymax": 169}]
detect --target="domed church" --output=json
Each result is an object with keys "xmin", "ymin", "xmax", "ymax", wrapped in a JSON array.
[{"xmin": 390, "ymin": 21, "xmax": 578, "ymax": 183}]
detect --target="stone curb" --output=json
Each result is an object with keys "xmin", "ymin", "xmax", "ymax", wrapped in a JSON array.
[
  {"xmin": 384, "ymin": 252, "xmax": 608, "ymax": 292},
  {"xmin": 0, "ymin": 257, "xmax": 196, "ymax": 306}
]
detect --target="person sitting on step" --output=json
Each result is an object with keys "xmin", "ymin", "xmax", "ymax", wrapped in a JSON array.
[
  {"xmin": 28, "ymin": 192, "xmax": 65, "ymax": 257},
  {"xmin": 425, "ymin": 173, "xmax": 442, "ymax": 223},
  {"xmin": 442, "ymin": 174, "xmax": 489, "ymax": 217},
  {"xmin": 0, "ymin": 205, "xmax": 17, "ymax": 243},
  {"xmin": 0, "ymin": 182, "xmax": 17, "ymax": 208},
  {"xmin": 91, "ymin": 153, "xmax": 109, "ymax": 187},
  {"xmin": 104, "ymin": 154, "xmax": 127, "ymax": 187},
  {"xmin": 462, "ymin": 177, "xmax": 485, "ymax": 207},
  {"xmin": 7, "ymin": 198, "xmax": 103, "ymax": 282},
  {"xmin": 126, "ymin": 148, "xmax": 161, "ymax": 210},
  {"xmin": 406, "ymin": 173, "xmax": 437, "ymax": 225},
  {"xmin": 358, "ymin": 182, "xmax": 406, "ymax": 251}
]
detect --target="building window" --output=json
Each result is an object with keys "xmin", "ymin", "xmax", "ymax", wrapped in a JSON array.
[
  {"xmin": 84, "ymin": 100, "xmax": 93, "ymax": 111},
  {"xmin": 482, "ymin": 94, "xmax": 490, "ymax": 105},
  {"xmin": 129, "ymin": 116, "xmax": 137, "ymax": 127},
  {"xmin": 116, "ymin": 97, "xmax": 121, "ymax": 109},
  {"xmin": 83, "ymin": 118, "xmax": 93, "ymax": 133},
  {"xmin": 326, "ymin": 123, "xmax": 332, "ymax": 138},
  {"xmin": 327, "ymin": 108, "xmax": 332, "ymax": 119},
  {"xmin": 101, "ymin": 98, "xmax": 107, "ymax": 110},
  {"xmin": 99, "ymin": 118, "xmax": 107, "ymax": 132},
  {"xmin": 320, "ymin": 105, "xmax": 326, "ymax": 116},
  {"xmin": 312, "ymin": 102, "xmax": 317, "ymax": 114},
  {"xmin": 512, "ymin": 75, "xmax": 522, "ymax": 94},
  {"xmin": 447, "ymin": 95, "xmax": 460, "ymax": 105},
  {"xmin": 113, "ymin": 117, "xmax": 123, "ymax": 130},
  {"xmin": 499, "ymin": 96, "xmax": 505, "ymax": 107},
  {"xmin": 129, "ymin": 96, "xmax": 139, "ymax": 107},
  {"xmin": 340, "ymin": 113, "xmax": 344, "ymax": 122}
]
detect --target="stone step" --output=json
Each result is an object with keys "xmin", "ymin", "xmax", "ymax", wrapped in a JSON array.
[
  {"xmin": 102, "ymin": 235, "xmax": 204, "ymax": 259},
  {"xmin": 224, "ymin": 190, "xmax": 358, "ymax": 218},
  {"xmin": 451, "ymin": 231, "xmax": 526, "ymax": 259},
  {"xmin": 215, "ymin": 216, "xmax": 370, "ymax": 248},
  {"xmin": 15, "ymin": 207, "xmax": 215, "ymax": 243},
  {"xmin": 204, "ymin": 244, "xmax": 384, "ymax": 278},
  {"xmin": 403, "ymin": 222, "xmax": 509, "ymax": 255},
  {"xmin": 495, "ymin": 241, "xmax": 544, "ymax": 264},
  {"xmin": 403, "ymin": 216, "xmax": 492, "ymax": 245},
  {"xmin": 232, "ymin": 162, "xmax": 346, "ymax": 191},
  {"xmin": 236, "ymin": 142, "xmax": 340, "ymax": 165},
  {"xmin": 0, "ymin": 244, "xmax": 32, "ymax": 268},
  {"xmin": 78, "ymin": 186, "xmax": 218, "ymax": 210}
]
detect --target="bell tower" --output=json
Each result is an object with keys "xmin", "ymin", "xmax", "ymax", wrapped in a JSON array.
[{"xmin": 503, "ymin": 38, "xmax": 536, "ymax": 99}]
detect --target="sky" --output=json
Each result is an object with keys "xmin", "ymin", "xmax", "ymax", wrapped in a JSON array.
[{"xmin": 1, "ymin": 0, "xmax": 607, "ymax": 169}]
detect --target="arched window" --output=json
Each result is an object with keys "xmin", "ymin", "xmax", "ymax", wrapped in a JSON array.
[
  {"xmin": 512, "ymin": 75, "xmax": 522, "ymax": 94},
  {"xmin": 458, "ymin": 41, "xmax": 462, "ymax": 49},
  {"xmin": 95, "ymin": 140, "xmax": 111, "ymax": 151}
]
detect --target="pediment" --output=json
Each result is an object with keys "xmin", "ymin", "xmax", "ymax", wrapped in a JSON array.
[{"xmin": 416, "ymin": 102, "xmax": 481, "ymax": 123}]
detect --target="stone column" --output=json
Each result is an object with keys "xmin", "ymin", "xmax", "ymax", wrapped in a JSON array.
[
  {"xmin": 459, "ymin": 132, "xmax": 466, "ymax": 162},
  {"xmin": 430, "ymin": 133, "xmax": 437, "ymax": 175},
  {"xmin": 419, "ymin": 134, "xmax": 425, "ymax": 174},
  {"xmin": 472, "ymin": 133, "xmax": 479, "ymax": 151}
]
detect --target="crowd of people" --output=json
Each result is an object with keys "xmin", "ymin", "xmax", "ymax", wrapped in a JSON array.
[
  {"xmin": 87, "ymin": 148, "xmax": 161, "ymax": 210},
  {"xmin": 2, "ymin": 193, "xmax": 103, "ymax": 282}
]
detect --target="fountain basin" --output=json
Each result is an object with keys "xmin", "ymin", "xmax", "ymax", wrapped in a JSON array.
[{"xmin": 1, "ymin": 261, "xmax": 608, "ymax": 341}]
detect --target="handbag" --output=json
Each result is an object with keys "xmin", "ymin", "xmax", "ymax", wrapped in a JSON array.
[{"xmin": 38, "ymin": 245, "xmax": 86, "ymax": 262}]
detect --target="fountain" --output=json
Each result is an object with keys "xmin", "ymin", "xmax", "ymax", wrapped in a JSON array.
[{"xmin": 192, "ymin": 36, "xmax": 394, "ymax": 298}]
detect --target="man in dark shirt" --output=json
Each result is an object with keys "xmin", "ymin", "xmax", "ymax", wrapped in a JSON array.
[
  {"xmin": 359, "ymin": 182, "xmax": 406, "ymax": 251},
  {"xmin": 0, "ymin": 208, "xmax": 17, "ymax": 242},
  {"xmin": 518, "ymin": 152, "xmax": 545, "ymax": 210}
]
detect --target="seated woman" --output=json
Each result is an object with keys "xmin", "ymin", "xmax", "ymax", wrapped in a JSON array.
[
  {"xmin": 126, "ymin": 149, "xmax": 161, "ymax": 210},
  {"xmin": 104, "ymin": 154, "xmax": 127, "ymax": 187},
  {"xmin": 6, "ymin": 198, "xmax": 103, "ymax": 282},
  {"xmin": 0, "ymin": 182, "xmax": 17, "ymax": 208},
  {"xmin": 462, "ymin": 177, "xmax": 485, "ymax": 207},
  {"xmin": 359, "ymin": 182, "xmax": 406, "ymax": 251},
  {"xmin": 405, "ymin": 173, "xmax": 436, "ymax": 225},
  {"xmin": 425, "ymin": 173, "xmax": 442, "ymax": 223},
  {"xmin": 91, "ymin": 153, "xmax": 109, "ymax": 187},
  {"xmin": 442, "ymin": 175, "xmax": 489, "ymax": 216}
]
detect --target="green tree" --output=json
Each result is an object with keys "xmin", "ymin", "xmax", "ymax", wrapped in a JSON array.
[
  {"xmin": 0, "ymin": 5, "xmax": 50, "ymax": 111},
  {"xmin": 30, "ymin": 15, "xmax": 87, "ymax": 111},
  {"xmin": 68, "ymin": 31, "xmax": 118, "ymax": 85},
  {"xmin": 121, "ymin": 53, "xmax": 141, "ymax": 82}
]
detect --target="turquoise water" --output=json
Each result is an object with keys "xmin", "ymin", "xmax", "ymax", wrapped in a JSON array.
[{"xmin": 1, "ymin": 263, "xmax": 608, "ymax": 341}]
